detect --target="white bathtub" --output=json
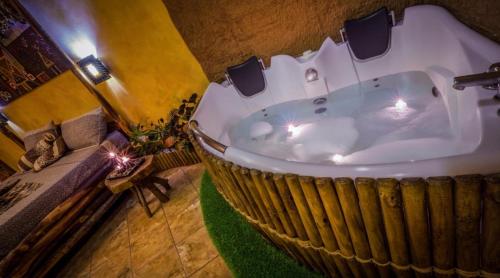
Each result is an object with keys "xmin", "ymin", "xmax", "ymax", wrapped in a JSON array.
[{"xmin": 192, "ymin": 5, "xmax": 500, "ymax": 178}]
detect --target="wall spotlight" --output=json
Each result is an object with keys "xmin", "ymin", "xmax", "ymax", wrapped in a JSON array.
[{"xmin": 77, "ymin": 55, "xmax": 111, "ymax": 84}]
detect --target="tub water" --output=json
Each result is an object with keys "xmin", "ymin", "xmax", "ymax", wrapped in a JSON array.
[{"xmin": 228, "ymin": 71, "xmax": 458, "ymax": 165}]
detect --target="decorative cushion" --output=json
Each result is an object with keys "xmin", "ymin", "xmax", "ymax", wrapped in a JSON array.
[
  {"xmin": 61, "ymin": 107, "xmax": 107, "ymax": 150},
  {"xmin": 22, "ymin": 121, "xmax": 58, "ymax": 150},
  {"xmin": 18, "ymin": 132, "xmax": 56, "ymax": 172},
  {"xmin": 33, "ymin": 134, "xmax": 66, "ymax": 172},
  {"xmin": 17, "ymin": 149, "xmax": 39, "ymax": 172}
]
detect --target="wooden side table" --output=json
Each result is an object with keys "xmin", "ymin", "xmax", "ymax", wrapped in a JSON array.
[{"xmin": 104, "ymin": 155, "xmax": 170, "ymax": 217}]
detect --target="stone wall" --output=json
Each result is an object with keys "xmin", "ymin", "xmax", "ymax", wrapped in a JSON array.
[{"xmin": 163, "ymin": 0, "xmax": 500, "ymax": 81}]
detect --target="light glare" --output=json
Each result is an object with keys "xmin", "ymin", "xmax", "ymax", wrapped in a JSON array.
[
  {"xmin": 287, "ymin": 124, "xmax": 302, "ymax": 137},
  {"xmin": 71, "ymin": 38, "xmax": 97, "ymax": 59},
  {"xmin": 395, "ymin": 99, "xmax": 408, "ymax": 111},
  {"xmin": 86, "ymin": 64, "xmax": 100, "ymax": 77},
  {"xmin": 332, "ymin": 154, "xmax": 344, "ymax": 163}
]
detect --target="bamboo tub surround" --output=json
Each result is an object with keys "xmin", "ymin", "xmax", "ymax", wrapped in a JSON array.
[
  {"xmin": 189, "ymin": 132, "xmax": 500, "ymax": 277},
  {"xmin": 153, "ymin": 148, "xmax": 201, "ymax": 170}
]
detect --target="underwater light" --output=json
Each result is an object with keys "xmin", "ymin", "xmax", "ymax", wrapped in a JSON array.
[
  {"xmin": 288, "ymin": 124, "xmax": 302, "ymax": 137},
  {"xmin": 395, "ymin": 99, "xmax": 408, "ymax": 111},
  {"xmin": 332, "ymin": 154, "xmax": 344, "ymax": 163}
]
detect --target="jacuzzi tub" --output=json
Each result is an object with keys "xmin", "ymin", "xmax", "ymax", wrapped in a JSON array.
[
  {"xmin": 192, "ymin": 5, "xmax": 500, "ymax": 178},
  {"xmin": 190, "ymin": 5, "xmax": 500, "ymax": 277}
]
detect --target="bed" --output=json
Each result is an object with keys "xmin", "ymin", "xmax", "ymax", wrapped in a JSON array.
[{"xmin": 0, "ymin": 108, "xmax": 128, "ymax": 277}]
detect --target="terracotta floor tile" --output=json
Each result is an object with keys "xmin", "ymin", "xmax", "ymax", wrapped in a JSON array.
[
  {"xmin": 169, "ymin": 199, "xmax": 203, "ymax": 243},
  {"xmin": 191, "ymin": 175, "xmax": 203, "ymax": 192},
  {"xmin": 162, "ymin": 180, "xmax": 199, "ymax": 220},
  {"xmin": 91, "ymin": 220, "xmax": 130, "ymax": 272},
  {"xmin": 91, "ymin": 262, "xmax": 132, "ymax": 278},
  {"xmin": 126, "ymin": 190, "xmax": 169, "ymax": 235},
  {"xmin": 57, "ymin": 165, "xmax": 220, "ymax": 278},
  {"xmin": 177, "ymin": 226, "xmax": 219, "ymax": 275},
  {"xmin": 130, "ymin": 219, "xmax": 174, "ymax": 270},
  {"xmin": 182, "ymin": 164, "xmax": 205, "ymax": 185},
  {"xmin": 133, "ymin": 247, "xmax": 185, "ymax": 278},
  {"xmin": 189, "ymin": 256, "xmax": 232, "ymax": 278}
]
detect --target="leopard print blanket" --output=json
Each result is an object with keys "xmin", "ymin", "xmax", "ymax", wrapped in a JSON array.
[{"xmin": 0, "ymin": 179, "xmax": 43, "ymax": 216}]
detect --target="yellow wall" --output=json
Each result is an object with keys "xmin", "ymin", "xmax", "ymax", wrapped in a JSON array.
[
  {"xmin": 0, "ymin": 0, "xmax": 208, "ymax": 169},
  {"xmin": 0, "ymin": 134, "xmax": 24, "ymax": 170},
  {"xmin": 4, "ymin": 71, "xmax": 100, "ymax": 130}
]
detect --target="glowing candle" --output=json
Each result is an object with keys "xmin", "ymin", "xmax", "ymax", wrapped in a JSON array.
[
  {"xmin": 395, "ymin": 99, "xmax": 407, "ymax": 111},
  {"xmin": 288, "ymin": 124, "xmax": 302, "ymax": 137},
  {"xmin": 332, "ymin": 154, "xmax": 344, "ymax": 163}
]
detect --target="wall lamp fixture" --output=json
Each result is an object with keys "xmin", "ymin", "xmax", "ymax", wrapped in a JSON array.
[{"xmin": 77, "ymin": 55, "xmax": 111, "ymax": 84}]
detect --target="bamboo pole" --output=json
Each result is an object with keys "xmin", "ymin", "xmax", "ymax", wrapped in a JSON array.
[
  {"xmin": 316, "ymin": 177, "xmax": 365, "ymax": 277},
  {"xmin": 298, "ymin": 176, "xmax": 338, "ymax": 251},
  {"xmin": 159, "ymin": 153, "xmax": 172, "ymax": 169},
  {"xmin": 355, "ymin": 177, "xmax": 392, "ymax": 278},
  {"xmin": 335, "ymin": 177, "xmax": 378, "ymax": 278},
  {"xmin": 34, "ymin": 194, "xmax": 120, "ymax": 277},
  {"xmin": 318, "ymin": 249, "xmax": 343, "ymax": 278},
  {"xmin": 273, "ymin": 174, "xmax": 308, "ymax": 240},
  {"xmin": 304, "ymin": 248, "xmax": 328, "ymax": 274},
  {"xmin": 300, "ymin": 176, "xmax": 364, "ymax": 277},
  {"xmin": 427, "ymin": 177, "xmax": 455, "ymax": 278},
  {"xmin": 209, "ymin": 156, "xmax": 232, "ymax": 199},
  {"xmin": 231, "ymin": 164, "xmax": 264, "ymax": 221},
  {"xmin": 400, "ymin": 178, "xmax": 432, "ymax": 278},
  {"xmin": 377, "ymin": 178, "xmax": 411, "ymax": 278},
  {"xmin": 7, "ymin": 184, "xmax": 106, "ymax": 277},
  {"xmin": 284, "ymin": 174, "xmax": 322, "ymax": 247},
  {"xmin": 260, "ymin": 172, "xmax": 297, "ymax": 237},
  {"xmin": 315, "ymin": 177, "xmax": 354, "ymax": 255},
  {"xmin": 240, "ymin": 168, "xmax": 274, "ymax": 227},
  {"xmin": 215, "ymin": 160, "xmax": 246, "ymax": 213},
  {"xmin": 25, "ymin": 190, "xmax": 114, "ymax": 277},
  {"xmin": 250, "ymin": 170, "xmax": 285, "ymax": 234},
  {"xmin": 481, "ymin": 174, "xmax": 500, "ymax": 273},
  {"xmin": 454, "ymin": 175, "xmax": 481, "ymax": 276},
  {"xmin": 171, "ymin": 151, "xmax": 182, "ymax": 167},
  {"xmin": 174, "ymin": 151, "xmax": 185, "ymax": 166},
  {"xmin": 223, "ymin": 162, "xmax": 259, "ymax": 219},
  {"xmin": 0, "ymin": 185, "xmax": 94, "ymax": 276},
  {"xmin": 177, "ymin": 150, "xmax": 189, "ymax": 165}
]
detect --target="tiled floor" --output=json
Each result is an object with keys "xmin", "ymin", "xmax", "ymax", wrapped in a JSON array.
[{"xmin": 56, "ymin": 164, "xmax": 232, "ymax": 278}]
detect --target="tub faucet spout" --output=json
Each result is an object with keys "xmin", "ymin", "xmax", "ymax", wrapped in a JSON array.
[{"xmin": 453, "ymin": 63, "xmax": 500, "ymax": 96}]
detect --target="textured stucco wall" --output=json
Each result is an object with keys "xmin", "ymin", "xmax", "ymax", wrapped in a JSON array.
[{"xmin": 164, "ymin": 0, "xmax": 500, "ymax": 81}]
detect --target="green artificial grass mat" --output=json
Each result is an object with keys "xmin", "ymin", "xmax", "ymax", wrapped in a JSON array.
[{"xmin": 199, "ymin": 171, "xmax": 323, "ymax": 278}]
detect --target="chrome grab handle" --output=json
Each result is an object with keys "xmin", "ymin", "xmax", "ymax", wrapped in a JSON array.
[
  {"xmin": 189, "ymin": 120, "xmax": 227, "ymax": 154},
  {"xmin": 453, "ymin": 62, "xmax": 500, "ymax": 91}
]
